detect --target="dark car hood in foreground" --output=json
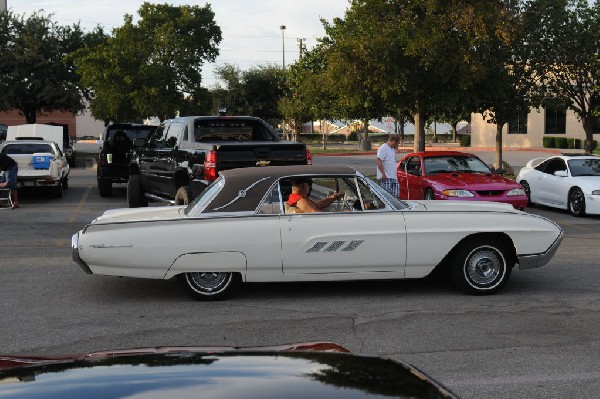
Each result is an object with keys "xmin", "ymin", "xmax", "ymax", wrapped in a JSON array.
[{"xmin": 0, "ymin": 344, "xmax": 458, "ymax": 398}]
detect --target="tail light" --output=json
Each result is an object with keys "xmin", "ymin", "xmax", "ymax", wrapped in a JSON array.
[
  {"xmin": 204, "ymin": 150, "xmax": 218, "ymax": 181},
  {"xmin": 306, "ymin": 148, "xmax": 313, "ymax": 165}
]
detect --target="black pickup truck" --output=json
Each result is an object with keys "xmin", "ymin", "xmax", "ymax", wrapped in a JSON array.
[{"xmin": 127, "ymin": 115, "xmax": 312, "ymax": 207}]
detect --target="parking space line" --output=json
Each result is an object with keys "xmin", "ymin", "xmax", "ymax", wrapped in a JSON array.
[{"xmin": 69, "ymin": 186, "xmax": 92, "ymax": 223}]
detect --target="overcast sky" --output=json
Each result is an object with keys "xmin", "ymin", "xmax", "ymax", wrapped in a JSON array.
[{"xmin": 8, "ymin": 0, "xmax": 350, "ymax": 87}]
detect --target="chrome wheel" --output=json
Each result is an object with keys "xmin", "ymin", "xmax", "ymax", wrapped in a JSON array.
[
  {"xmin": 568, "ymin": 187, "xmax": 585, "ymax": 217},
  {"xmin": 451, "ymin": 238, "xmax": 513, "ymax": 295},
  {"xmin": 179, "ymin": 272, "xmax": 240, "ymax": 300}
]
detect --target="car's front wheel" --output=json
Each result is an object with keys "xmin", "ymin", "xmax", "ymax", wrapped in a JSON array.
[
  {"xmin": 98, "ymin": 178, "xmax": 112, "ymax": 197},
  {"xmin": 179, "ymin": 272, "xmax": 241, "ymax": 301},
  {"xmin": 520, "ymin": 180, "xmax": 531, "ymax": 206},
  {"xmin": 424, "ymin": 188, "xmax": 435, "ymax": 200},
  {"xmin": 451, "ymin": 238, "xmax": 513, "ymax": 295},
  {"xmin": 568, "ymin": 187, "xmax": 586, "ymax": 217}
]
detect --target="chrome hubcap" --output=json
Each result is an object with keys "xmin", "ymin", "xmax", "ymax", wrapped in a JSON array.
[
  {"xmin": 467, "ymin": 249, "xmax": 502, "ymax": 285},
  {"xmin": 188, "ymin": 272, "xmax": 229, "ymax": 292}
]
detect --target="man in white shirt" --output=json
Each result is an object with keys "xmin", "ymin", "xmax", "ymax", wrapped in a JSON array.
[{"xmin": 376, "ymin": 134, "xmax": 400, "ymax": 197}]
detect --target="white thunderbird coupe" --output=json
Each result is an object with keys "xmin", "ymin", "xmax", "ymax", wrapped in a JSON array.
[
  {"xmin": 72, "ymin": 165, "xmax": 563, "ymax": 300},
  {"xmin": 516, "ymin": 154, "xmax": 600, "ymax": 217}
]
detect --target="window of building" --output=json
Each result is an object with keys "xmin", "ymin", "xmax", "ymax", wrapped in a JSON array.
[
  {"xmin": 545, "ymin": 108, "xmax": 566, "ymax": 134},
  {"xmin": 508, "ymin": 111, "xmax": 528, "ymax": 134}
]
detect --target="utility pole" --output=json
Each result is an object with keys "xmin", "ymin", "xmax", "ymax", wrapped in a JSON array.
[
  {"xmin": 297, "ymin": 38, "xmax": 306, "ymax": 60},
  {"xmin": 279, "ymin": 25, "xmax": 286, "ymax": 69}
]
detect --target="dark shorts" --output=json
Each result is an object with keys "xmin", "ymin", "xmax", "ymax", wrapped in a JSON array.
[{"xmin": 3, "ymin": 164, "xmax": 18, "ymax": 190}]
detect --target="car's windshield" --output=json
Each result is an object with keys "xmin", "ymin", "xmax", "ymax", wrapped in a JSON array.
[
  {"xmin": 184, "ymin": 177, "xmax": 225, "ymax": 215},
  {"xmin": 424, "ymin": 155, "xmax": 491, "ymax": 175},
  {"xmin": 568, "ymin": 158, "xmax": 600, "ymax": 176},
  {"xmin": 1, "ymin": 143, "xmax": 54, "ymax": 155}
]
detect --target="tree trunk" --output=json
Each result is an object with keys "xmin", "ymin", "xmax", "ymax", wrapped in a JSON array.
[
  {"xmin": 582, "ymin": 116, "xmax": 595, "ymax": 154},
  {"xmin": 414, "ymin": 112, "xmax": 426, "ymax": 152},
  {"xmin": 399, "ymin": 115, "xmax": 405, "ymax": 146},
  {"xmin": 23, "ymin": 107, "xmax": 37, "ymax": 124},
  {"xmin": 495, "ymin": 123, "xmax": 504, "ymax": 170}
]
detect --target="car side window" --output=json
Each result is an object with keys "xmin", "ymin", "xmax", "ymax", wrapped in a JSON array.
[
  {"xmin": 542, "ymin": 158, "xmax": 567, "ymax": 175},
  {"xmin": 356, "ymin": 177, "xmax": 385, "ymax": 210},
  {"xmin": 407, "ymin": 157, "xmax": 422, "ymax": 175},
  {"xmin": 148, "ymin": 124, "xmax": 168, "ymax": 148},
  {"xmin": 165, "ymin": 122, "xmax": 184, "ymax": 148},
  {"xmin": 256, "ymin": 184, "xmax": 282, "ymax": 215}
]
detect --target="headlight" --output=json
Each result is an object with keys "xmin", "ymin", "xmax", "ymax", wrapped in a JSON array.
[
  {"xmin": 442, "ymin": 189, "xmax": 474, "ymax": 197},
  {"xmin": 592, "ymin": 190, "xmax": 600, "ymax": 195},
  {"xmin": 507, "ymin": 188, "xmax": 526, "ymax": 196}
]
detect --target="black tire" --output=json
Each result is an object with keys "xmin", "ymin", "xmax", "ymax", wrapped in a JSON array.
[
  {"xmin": 62, "ymin": 177, "xmax": 69, "ymax": 190},
  {"xmin": 127, "ymin": 174, "xmax": 147, "ymax": 208},
  {"xmin": 424, "ymin": 188, "xmax": 435, "ymax": 200},
  {"xmin": 178, "ymin": 272, "xmax": 241, "ymax": 301},
  {"xmin": 451, "ymin": 238, "xmax": 513, "ymax": 295},
  {"xmin": 174, "ymin": 185, "xmax": 192, "ymax": 205},
  {"xmin": 98, "ymin": 178, "xmax": 112, "ymax": 197},
  {"xmin": 520, "ymin": 180, "xmax": 531, "ymax": 206},
  {"xmin": 568, "ymin": 187, "xmax": 586, "ymax": 217}
]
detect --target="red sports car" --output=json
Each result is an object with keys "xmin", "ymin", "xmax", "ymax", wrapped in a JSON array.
[{"xmin": 396, "ymin": 151, "xmax": 528, "ymax": 210}]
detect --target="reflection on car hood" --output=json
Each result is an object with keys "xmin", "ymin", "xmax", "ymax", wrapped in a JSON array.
[
  {"xmin": 411, "ymin": 199, "xmax": 517, "ymax": 213},
  {"xmin": 93, "ymin": 206, "xmax": 185, "ymax": 224},
  {"xmin": 0, "ymin": 343, "xmax": 458, "ymax": 399},
  {"xmin": 427, "ymin": 172, "xmax": 518, "ymax": 189}
]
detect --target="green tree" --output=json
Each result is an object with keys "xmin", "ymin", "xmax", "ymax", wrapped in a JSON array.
[
  {"xmin": 522, "ymin": 0, "xmax": 600, "ymax": 154},
  {"xmin": 72, "ymin": 2, "xmax": 221, "ymax": 122},
  {"xmin": 0, "ymin": 10, "xmax": 100, "ymax": 123}
]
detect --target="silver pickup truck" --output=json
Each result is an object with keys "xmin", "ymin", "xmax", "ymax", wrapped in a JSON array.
[{"xmin": 0, "ymin": 139, "xmax": 70, "ymax": 198}]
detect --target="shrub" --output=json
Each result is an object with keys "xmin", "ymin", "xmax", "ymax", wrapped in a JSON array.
[
  {"xmin": 543, "ymin": 137, "xmax": 555, "ymax": 148},
  {"xmin": 567, "ymin": 138, "xmax": 581, "ymax": 149},
  {"xmin": 554, "ymin": 137, "xmax": 568, "ymax": 148}
]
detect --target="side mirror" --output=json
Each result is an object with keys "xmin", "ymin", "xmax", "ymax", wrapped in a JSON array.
[
  {"xmin": 554, "ymin": 170, "xmax": 568, "ymax": 177},
  {"xmin": 493, "ymin": 168, "xmax": 505, "ymax": 175}
]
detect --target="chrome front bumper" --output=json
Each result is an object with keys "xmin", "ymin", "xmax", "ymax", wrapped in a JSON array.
[
  {"xmin": 72, "ymin": 233, "xmax": 92, "ymax": 274},
  {"xmin": 518, "ymin": 232, "xmax": 564, "ymax": 270}
]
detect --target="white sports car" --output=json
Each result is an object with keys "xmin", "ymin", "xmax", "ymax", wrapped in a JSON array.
[
  {"xmin": 72, "ymin": 165, "xmax": 563, "ymax": 300},
  {"xmin": 516, "ymin": 154, "xmax": 600, "ymax": 217}
]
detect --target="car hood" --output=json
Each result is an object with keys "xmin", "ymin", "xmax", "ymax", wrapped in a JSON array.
[
  {"xmin": 0, "ymin": 344, "xmax": 458, "ymax": 399},
  {"xmin": 410, "ymin": 199, "xmax": 518, "ymax": 213},
  {"xmin": 427, "ymin": 172, "xmax": 519, "ymax": 189},
  {"xmin": 92, "ymin": 206, "xmax": 185, "ymax": 224}
]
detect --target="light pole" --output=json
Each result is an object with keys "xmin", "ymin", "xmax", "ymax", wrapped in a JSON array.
[{"xmin": 280, "ymin": 25, "xmax": 286, "ymax": 69}]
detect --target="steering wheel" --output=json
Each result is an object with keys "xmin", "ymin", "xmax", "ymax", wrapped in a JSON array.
[{"xmin": 333, "ymin": 194, "xmax": 356, "ymax": 212}]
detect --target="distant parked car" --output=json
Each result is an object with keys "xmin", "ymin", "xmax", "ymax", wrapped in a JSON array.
[
  {"xmin": 97, "ymin": 123, "xmax": 157, "ymax": 197},
  {"xmin": 516, "ymin": 154, "xmax": 600, "ymax": 216},
  {"xmin": 397, "ymin": 151, "xmax": 528, "ymax": 210}
]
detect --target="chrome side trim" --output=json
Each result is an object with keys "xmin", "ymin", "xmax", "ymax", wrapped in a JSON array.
[
  {"xmin": 71, "ymin": 233, "xmax": 92, "ymax": 274},
  {"xmin": 518, "ymin": 232, "xmax": 564, "ymax": 270}
]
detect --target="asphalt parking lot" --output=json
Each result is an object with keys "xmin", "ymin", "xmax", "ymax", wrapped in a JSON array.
[{"xmin": 1, "ymin": 153, "xmax": 599, "ymax": 399}]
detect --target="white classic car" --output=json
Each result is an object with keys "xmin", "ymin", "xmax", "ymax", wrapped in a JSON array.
[
  {"xmin": 72, "ymin": 165, "xmax": 564, "ymax": 300},
  {"xmin": 516, "ymin": 154, "xmax": 600, "ymax": 216}
]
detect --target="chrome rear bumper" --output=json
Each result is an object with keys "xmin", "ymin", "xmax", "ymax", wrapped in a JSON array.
[{"xmin": 72, "ymin": 233, "xmax": 92, "ymax": 274}]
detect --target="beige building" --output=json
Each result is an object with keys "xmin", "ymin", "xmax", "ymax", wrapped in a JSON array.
[{"xmin": 471, "ymin": 107, "xmax": 599, "ymax": 149}]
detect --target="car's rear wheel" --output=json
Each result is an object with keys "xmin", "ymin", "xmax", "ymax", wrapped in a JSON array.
[
  {"xmin": 174, "ymin": 185, "xmax": 192, "ymax": 205},
  {"xmin": 451, "ymin": 238, "xmax": 513, "ymax": 295},
  {"xmin": 568, "ymin": 187, "xmax": 585, "ymax": 217},
  {"xmin": 98, "ymin": 179, "xmax": 112, "ymax": 197},
  {"xmin": 179, "ymin": 272, "xmax": 241, "ymax": 301},
  {"xmin": 520, "ymin": 180, "xmax": 531, "ymax": 206},
  {"xmin": 52, "ymin": 181, "xmax": 63, "ymax": 198},
  {"xmin": 424, "ymin": 188, "xmax": 435, "ymax": 200},
  {"xmin": 127, "ymin": 174, "xmax": 147, "ymax": 207}
]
